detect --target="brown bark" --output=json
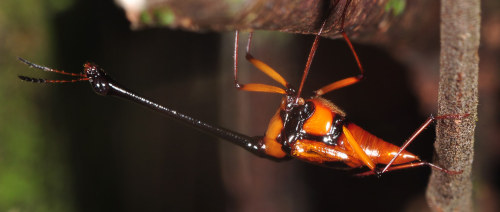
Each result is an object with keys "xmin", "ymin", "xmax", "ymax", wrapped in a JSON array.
[
  {"xmin": 117, "ymin": 0, "xmax": 432, "ymax": 41},
  {"xmin": 425, "ymin": 0, "xmax": 480, "ymax": 211}
]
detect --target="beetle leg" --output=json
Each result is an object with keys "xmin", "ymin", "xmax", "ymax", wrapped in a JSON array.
[
  {"xmin": 290, "ymin": 139, "xmax": 358, "ymax": 165},
  {"xmin": 342, "ymin": 125, "xmax": 377, "ymax": 171},
  {"xmin": 380, "ymin": 114, "xmax": 470, "ymax": 174},
  {"xmin": 233, "ymin": 31, "xmax": 289, "ymax": 94},
  {"xmin": 314, "ymin": 0, "xmax": 364, "ymax": 96},
  {"xmin": 355, "ymin": 161, "xmax": 464, "ymax": 177}
]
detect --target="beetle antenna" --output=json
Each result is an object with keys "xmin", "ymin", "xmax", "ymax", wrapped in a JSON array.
[{"xmin": 18, "ymin": 57, "xmax": 86, "ymax": 77}]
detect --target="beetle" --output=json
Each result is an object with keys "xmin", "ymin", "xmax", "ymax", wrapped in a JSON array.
[
  {"xmin": 17, "ymin": 0, "xmax": 466, "ymax": 176},
  {"xmin": 17, "ymin": 22, "xmax": 464, "ymax": 176},
  {"xmin": 231, "ymin": 18, "xmax": 465, "ymax": 176}
]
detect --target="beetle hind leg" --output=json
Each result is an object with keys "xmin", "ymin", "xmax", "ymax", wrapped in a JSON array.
[{"xmin": 355, "ymin": 161, "xmax": 463, "ymax": 177}]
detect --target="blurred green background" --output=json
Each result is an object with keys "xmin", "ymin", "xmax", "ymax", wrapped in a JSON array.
[{"xmin": 0, "ymin": 0, "xmax": 74, "ymax": 211}]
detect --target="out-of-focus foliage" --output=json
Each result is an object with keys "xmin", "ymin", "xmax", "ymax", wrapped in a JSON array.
[
  {"xmin": 385, "ymin": 0, "xmax": 406, "ymax": 16},
  {"xmin": 0, "ymin": 0, "xmax": 74, "ymax": 211}
]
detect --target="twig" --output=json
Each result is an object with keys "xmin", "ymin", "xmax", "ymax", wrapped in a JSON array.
[{"xmin": 425, "ymin": 0, "xmax": 480, "ymax": 211}]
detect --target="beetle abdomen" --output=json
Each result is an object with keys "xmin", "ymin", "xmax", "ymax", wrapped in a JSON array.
[{"xmin": 338, "ymin": 123, "xmax": 419, "ymax": 167}]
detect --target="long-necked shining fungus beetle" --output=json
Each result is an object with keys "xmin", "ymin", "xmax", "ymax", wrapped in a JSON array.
[{"xmin": 18, "ymin": 3, "xmax": 467, "ymax": 177}]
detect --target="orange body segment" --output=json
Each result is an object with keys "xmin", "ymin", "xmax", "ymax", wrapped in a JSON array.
[
  {"xmin": 342, "ymin": 125, "xmax": 376, "ymax": 170},
  {"xmin": 263, "ymin": 110, "xmax": 287, "ymax": 158},
  {"xmin": 339, "ymin": 123, "xmax": 419, "ymax": 166},
  {"xmin": 291, "ymin": 139, "xmax": 350, "ymax": 164},
  {"xmin": 290, "ymin": 123, "xmax": 420, "ymax": 169},
  {"xmin": 303, "ymin": 99, "xmax": 333, "ymax": 135},
  {"xmin": 263, "ymin": 96, "xmax": 421, "ymax": 170}
]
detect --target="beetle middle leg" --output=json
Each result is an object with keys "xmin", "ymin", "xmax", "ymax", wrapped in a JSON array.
[{"xmin": 233, "ymin": 31, "xmax": 289, "ymax": 95}]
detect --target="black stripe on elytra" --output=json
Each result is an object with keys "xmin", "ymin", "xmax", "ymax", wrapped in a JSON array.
[{"xmin": 278, "ymin": 101, "xmax": 315, "ymax": 153}]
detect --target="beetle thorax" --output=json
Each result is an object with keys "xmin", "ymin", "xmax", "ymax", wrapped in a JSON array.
[
  {"xmin": 280, "ymin": 97, "xmax": 347, "ymax": 152},
  {"xmin": 279, "ymin": 98, "xmax": 314, "ymax": 153}
]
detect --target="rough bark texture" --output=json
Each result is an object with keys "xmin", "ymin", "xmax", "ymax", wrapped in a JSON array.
[
  {"xmin": 425, "ymin": 0, "xmax": 480, "ymax": 211},
  {"xmin": 117, "ymin": 0, "xmax": 429, "ymax": 41}
]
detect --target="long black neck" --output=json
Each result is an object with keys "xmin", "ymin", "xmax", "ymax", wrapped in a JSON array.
[{"xmin": 100, "ymin": 79, "xmax": 272, "ymax": 158}]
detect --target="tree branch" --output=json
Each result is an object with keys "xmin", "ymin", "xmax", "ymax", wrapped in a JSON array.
[
  {"xmin": 117, "ymin": 0, "xmax": 432, "ymax": 41},
  {"xmin": 425, "ymin": 0, "xmax": 479, "ymax": 211}
]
